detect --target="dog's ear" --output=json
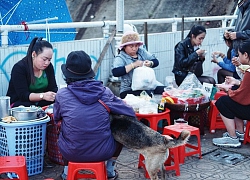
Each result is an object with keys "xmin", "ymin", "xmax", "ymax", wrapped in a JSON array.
[{"xmin": 162, "ymin": 135, "xmax": 173, "ymax": 143}]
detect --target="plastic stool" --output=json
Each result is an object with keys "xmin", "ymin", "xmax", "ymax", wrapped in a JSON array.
[
  {"xmin": 0, "ymin": 156, "xmax": 28, "ymax": 180},
  {"xmin": 209, "ymin": 100, "xmax": 226, "ymax": 133},
  {"xmin": 243, "ymin": 121, "xmax": 250, "ymax": 145},
  {"xmin": 163, "ymin": 124, "xmax": 202, "ymax": 164},
  {"xmin": 136, "ymin": 108, "xmax": 171, "ymax": 132},
  {"xmin": 67, "ymin": 161, "xmax": 107, "ymax": 180},
  {"xmin": 138, "ymin": 146, "xmax": 180, "ymax": 179},
  {"xmin": 208, "ymin": 91, "xmax": 227, "ymax": 133}
]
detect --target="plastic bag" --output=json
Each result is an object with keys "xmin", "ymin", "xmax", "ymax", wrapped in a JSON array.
[
  {"xmin": 123, "ymin": 92, "xmax": 158, "ymax": 114},
  {"xmin": 131, "ymin": 66, "xmax": 158, "ymax": 91},
  {"xmin": 163, "ymin": 73, "xmax": 210, "ymax": 104}
]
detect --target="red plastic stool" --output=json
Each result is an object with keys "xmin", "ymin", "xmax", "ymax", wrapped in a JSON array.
[
  {"xmin": 209, "ymin": 100, "xmax": 226, "ymax": 133},
  {"xmin": 208, "ymin": 91, "xmax": 227, "ymax": 133},
  {"xmin": 67, "ymin": 161, "xmax": 107, "ymax": 180},
  {"xmin": 138, "ymin": 146, "xmax": 180, "ymax": 179},
  {"xmin": 0, "ymin": 156, "xmax": 28, "ymax": 180},
  {"xmin": 136, "ymin": 108, "xmax": 171, "ymax": 132},
  {"xmin": 243, "ymin": 121, "xmax": 250, "ymax": 145},
  {"xmin": 163, "ymin": 124, "xmax": 202, "ymax": 164}
]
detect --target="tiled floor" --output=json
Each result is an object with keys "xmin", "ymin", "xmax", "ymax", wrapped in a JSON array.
[{"xmin": 2, "ymin": 127, "xmax": 250, "ymax": 180}]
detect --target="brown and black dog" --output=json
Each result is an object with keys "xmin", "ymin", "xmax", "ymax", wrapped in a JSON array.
[{"xmin": 110, "ymin": 114, "xmax": 190, "ymax": 180}]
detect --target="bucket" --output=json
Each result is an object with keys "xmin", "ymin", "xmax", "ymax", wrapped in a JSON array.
[{"xmin": 0, "ymin": 96, "xmax": 10, "ymax": 119}]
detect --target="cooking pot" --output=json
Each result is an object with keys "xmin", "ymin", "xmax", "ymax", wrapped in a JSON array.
[{"xmin": 10, "ymin": 106, "xmax": 38, "ymax": 121}]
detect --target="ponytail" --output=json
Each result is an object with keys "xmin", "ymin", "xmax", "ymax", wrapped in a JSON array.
[{"xmin": 186, "ymin": 25, "xmax": 206, "ymax": 38}]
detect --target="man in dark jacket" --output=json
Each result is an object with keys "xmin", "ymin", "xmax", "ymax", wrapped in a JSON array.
[
  {"xmin": 226, "ymin": 0, "xmax": 250, "ymax": 41},
  {"xmin": 53, "ymin": 50, "xmax": 136, "ymax": 180}
]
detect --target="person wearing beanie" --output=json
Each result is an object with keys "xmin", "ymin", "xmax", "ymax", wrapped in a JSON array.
[
  {"xmin": 53, "ymin": 50, "xmax": 136, "ymax": 180},
  {"xmin": 112, "ymin": 31, "xmax": 165, "ymax": 99}
]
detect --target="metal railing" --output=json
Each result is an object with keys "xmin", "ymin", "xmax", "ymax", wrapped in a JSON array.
[{"xmin": 0, "ymin": 15, "xmax": 237, "ymax": 47}]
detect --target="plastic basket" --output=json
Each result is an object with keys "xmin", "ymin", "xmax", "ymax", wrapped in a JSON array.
[
  {"xmin": 0, "ymin": 116, "xmax": 50, "ymax": 176},
  {"xmin": 46, "ymin": 112, "xmax": 64, "ymax": 165}
]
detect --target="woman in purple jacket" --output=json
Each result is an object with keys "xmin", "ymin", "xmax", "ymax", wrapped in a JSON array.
[{"xmin": 53, "ymin": 50, "xmax": 136, "ymax": 180}]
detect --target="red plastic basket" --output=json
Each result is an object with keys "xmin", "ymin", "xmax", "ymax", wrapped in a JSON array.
[{"xmin": 46, "ymin": 112, "xmax": 64, "ymax": 165}]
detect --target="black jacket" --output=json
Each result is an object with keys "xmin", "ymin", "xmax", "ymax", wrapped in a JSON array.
[
  {"xmin": 6, "ymin": 59, "xmax": 58, "ymax": 107},
  {"xmin": 235, "ymin": 0, "xmax": 250, "ymax": 39},
  {"xmin": 172, "ymin": 37, "xmax": 202, "ymax": 78}
]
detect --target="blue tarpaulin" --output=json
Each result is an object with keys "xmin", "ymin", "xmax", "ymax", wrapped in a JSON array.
[{"xmin": 0, "ymin": 0, "xmax": 76, "ymax": 45}]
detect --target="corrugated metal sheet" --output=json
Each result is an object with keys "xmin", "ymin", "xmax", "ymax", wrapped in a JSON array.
[{"xmin": 0, "ymin": 28, "xmax": 226, "ymax": 96}]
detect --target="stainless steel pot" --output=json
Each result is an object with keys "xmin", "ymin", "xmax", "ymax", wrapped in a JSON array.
[{"xmin": 10, "ymin": 106, "xmax": 38, "ymax": 121}]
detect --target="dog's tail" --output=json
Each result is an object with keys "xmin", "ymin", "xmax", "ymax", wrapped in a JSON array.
[{"xmin": 163, "ymin": 130, "xmax": 190, "ymax": 148}]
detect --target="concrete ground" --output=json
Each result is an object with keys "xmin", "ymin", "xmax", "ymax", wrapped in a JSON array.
[{"xmin": 18, "ymin": 126, "xmax": 250, "ymax": 180}]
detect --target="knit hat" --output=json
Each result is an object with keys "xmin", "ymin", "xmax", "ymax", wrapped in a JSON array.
[
  {"xmin": 61, "ymin": 50, "xmax": 95, "ymax": 79},
  {"xmin": 119, "ymin": 31, "xmax": 143, "ymax": 50}
]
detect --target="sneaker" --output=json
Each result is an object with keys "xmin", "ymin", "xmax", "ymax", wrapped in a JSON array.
[
  {"xmin": 236, "ymin": 131, "xmax": 245, "ymax": 142},
  {"xmin": 108, "ymin": 170, "xmax": 118, "ymax": 180},
  {"xmin": 61, "ymin": 172, "xmax": 67, "ymax": 180},
  {"xmin": 223, "ymin": 131, "xmax": 245, "ymax": 142},
  {"xmin": 213, "ymin": 133, "xmax": 241, "ymax": 148}
]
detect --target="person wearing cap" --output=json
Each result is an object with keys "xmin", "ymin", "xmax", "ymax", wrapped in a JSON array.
[
  {"xmin": 6, "ymin": 37, "xmax": 57, "ymax": 107},
  {"xmin": 53, "ymin": 50, "xmax": 136, "ymax": 180},
  {"xmin": 112, "ymin": 31, "xmax": 165, "ymax": 99}
]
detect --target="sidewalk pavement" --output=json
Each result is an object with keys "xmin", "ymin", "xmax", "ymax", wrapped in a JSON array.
[{"xmin": 5, "ymin": 127, "xmax": 250, "ymax": 180}]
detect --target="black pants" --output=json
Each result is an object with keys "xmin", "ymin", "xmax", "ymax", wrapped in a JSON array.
[
  {"xmin": 215, "ymin": 95, "xmax": 250, "ymax": 119},
  {"xmin": 175, "ymin": 74, "xmax": 216, "ymax": 86},
  {"xmin": 217, "ymin": 69, "xmax": 233, "ymax": 84}
]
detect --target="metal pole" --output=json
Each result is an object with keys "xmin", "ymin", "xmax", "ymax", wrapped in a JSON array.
[
  {"xmin": 1, "ymin": 30, "xmax": 8, "ymax": 47},
  {"xmin": 144, "ymin": 22, "xmax": 148, "ymax": 50},
  {"xmin": 116, "ymin": 0, "xmax": 124, "ymax": 35},
  {"xmin": 181, "ymin": 15, "xmax": 184, "ymax": 40}
]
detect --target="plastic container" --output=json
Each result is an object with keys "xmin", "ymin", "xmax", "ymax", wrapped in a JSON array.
[
  {"xmin": 0, "ymin": 116, "xmax": 50, "ymax": 176},
  {"xmin": 0, "ymin": 96, "xmax": 10, "ymax": 119}
]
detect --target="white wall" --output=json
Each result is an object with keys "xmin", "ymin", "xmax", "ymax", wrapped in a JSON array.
[{"xmin": 0, "ymin": 28, "xmax": 227, "ymax": 96}]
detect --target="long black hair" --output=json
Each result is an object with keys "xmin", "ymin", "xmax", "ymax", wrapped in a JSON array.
[
  {"xmin": 223, "ymin": 29, "xmax": 234, "ymax": 60},
  {"xmin": 24, "ymin": 37, "xmax": 53, "ymax": 84},
  {"xmin": 236, "ymin": 38, "xmax": 250, "ymax": 57},
  {"xmin": 186, "ymin": 25, "xmax": 206, "ymax": 38}
]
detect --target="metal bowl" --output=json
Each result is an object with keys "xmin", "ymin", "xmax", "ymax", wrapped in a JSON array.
[{"xmin": 11, "ymin": 106, "xmax": 38, "ymax": 121}]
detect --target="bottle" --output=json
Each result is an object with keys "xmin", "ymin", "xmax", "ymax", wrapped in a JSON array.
[{"xmin": 158, "ymin": 98, "xmax": 165, "ymax": 113}]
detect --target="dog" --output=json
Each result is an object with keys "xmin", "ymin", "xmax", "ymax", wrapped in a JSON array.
[{"xmin": 110, "ymin": 114, "xmax": 190, "ymax": 180}]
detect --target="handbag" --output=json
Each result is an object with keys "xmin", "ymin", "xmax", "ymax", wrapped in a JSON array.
[{"xmin": 131, "ymin": 66, "xmax": 158, "ymax": 91}]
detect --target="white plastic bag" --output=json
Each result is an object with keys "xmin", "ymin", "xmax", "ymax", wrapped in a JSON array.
[{"xmin": 131, "ymin": 66, "xmax": 158, "ymax": 91}]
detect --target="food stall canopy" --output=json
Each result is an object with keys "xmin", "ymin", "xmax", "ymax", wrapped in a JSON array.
[{"xmin": 0, "ymin": 0, "xmax": 76, "ymax": 45}]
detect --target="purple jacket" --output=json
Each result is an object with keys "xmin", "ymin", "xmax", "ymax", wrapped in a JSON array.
[{"xmin": 53, "ymin": 79, "xmax": 135, "ymax": 162}]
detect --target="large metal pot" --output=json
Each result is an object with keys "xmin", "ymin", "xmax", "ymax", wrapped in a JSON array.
[{"xmin": 10, "ymin": 106, "xmax": 38, "ymax": 121}]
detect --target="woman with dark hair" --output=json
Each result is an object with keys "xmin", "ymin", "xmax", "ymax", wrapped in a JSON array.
[
  {"xmin": 54, "ymin": 50, "xmax": 136, "ymax": 180},
  {"xmin": 173, "ymin": 25, "xmax": 216, "ymax": 86},
  {"xmin": 212, "ymin": 38, "xmax": 250, "ymax": 148},
  {"xmin": 6, "ymin": 37, "xmax": 57, "ymax": 107},
  {"xmin": 211, "ymin": 29, "xmax": 240, "ymax": 84}
]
